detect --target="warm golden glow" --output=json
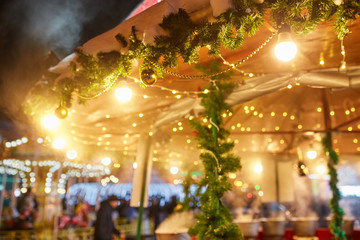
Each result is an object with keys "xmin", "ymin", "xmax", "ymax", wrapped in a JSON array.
[
  {"xmin": 229, "ymin": 173, "xmax": 236, "ymax": 179},
  {"xmin": 42, "ymin": 115, "xmax": 60, "ymax": 130},
  {"xmin": 306, "ymin": 150, "xmax": 317, "ymax": 159},
  {"xmin": 115, "ymin": 87, "xmax": 132, "ymax": 102},
  {"xmin": 275, "ymin": 32, "xmax": 297, "ymax": 61},
  {"xmin": 52, "ymin": 138, "xmax": 66, "ymax": 150},
  {"xmin": 101, "ymin": 157, "xmax": 111, "ymax": 166}
]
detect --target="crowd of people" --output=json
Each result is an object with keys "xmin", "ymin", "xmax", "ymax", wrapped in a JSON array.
[{"xmin": 1, "ymin": 189, "xmax": 179, "ymax": 240}]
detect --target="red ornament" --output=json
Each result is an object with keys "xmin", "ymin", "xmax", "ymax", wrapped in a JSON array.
[{"xmin": 192, "ymin": 131, "xmax": 199, "ymax": 137}]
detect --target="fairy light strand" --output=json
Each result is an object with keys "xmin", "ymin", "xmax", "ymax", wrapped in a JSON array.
[
  {"xmin": 147, "ymin": 30, "xmax": 278, "ymax": 79},
  {"xmin": 75, "ymin": 72, "xmax": 121, "ymax": 100},
  {"xmin": 340, "ymin": 38, "xmax": 346, "ymax": 70}
]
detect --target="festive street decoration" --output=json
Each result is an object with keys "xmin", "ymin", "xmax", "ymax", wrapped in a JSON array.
[
  {"xmin": 25, "ymin": 0, "xmax": 360, "ymax": 112},
  {"xmin": 55, "ymin": 105, "xmax": 68, "ymax": 119},
  {"xmin": 323, "ymin": 132, "xmax": 345, "ymax": 240},
  {"xmin": 188, "ymin": 61, "xmax": 242, "ymax": 239},
  {"xmin": 140, "ymin": 69, "xmax": 157, "ymax": 85}
]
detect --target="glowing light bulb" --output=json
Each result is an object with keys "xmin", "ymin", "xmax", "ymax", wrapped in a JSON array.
[
  {"xmin": 170, "ymin": 166, "xmax": 179, "ymax": 175},
  {"xmin": 254, "ymin": 163, "xmax": 263, "ymax": 173},
  {"xmin": 133, "ymin": 162, "xmax": 138, "ymax": 169},
  {"xmin": 66, "ymin": 150, "xmax": 77, "ymax": 160},
  {"xmin": 274, "ymin": 32, "xmax": 297, "ymax": 61},
  {"xmin": 115, "ymin": 87, "xmax": 132, "ymax": 102},
  {"xmin": 317, "ymin": 165, "xmax": 327, "ymax": 174},
  {"xmin": 44, "ymin": 187, "xmax": 51, "ymax": 194},
  {"xmin": 42, "ymin": 115, "xmax": 60, "ymax": 130},
  {"xmin": 101, "ymin": 157, "xmax": 111, "ymax": 166},
  {"xmin": 306, "ymin": 150, "xmax": 317, "ymax": 159},
  {"xmin": 52, "ymin": 138, "xmax": 66, "ymax": 150}
]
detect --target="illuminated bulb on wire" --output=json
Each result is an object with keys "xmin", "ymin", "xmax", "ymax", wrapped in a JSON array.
[
  {"xmin": 274, "ymin": 31, "xmax": 297, "ymax": 62},
  {"xmin": 115, "ymin": 87, "xmax": 132, "ymax": 102},
  {"xmin": 42, "ymin": 115, "xmax": 60, "ymax": 130}
]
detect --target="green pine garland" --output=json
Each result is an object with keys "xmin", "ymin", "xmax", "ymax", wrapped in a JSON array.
[
  {"xmin": 188, "ymin": 61, "xmax": 242, "ymax": 240},
  {"xmin": 323, "ymin": 132, "xmax": 345, "ymax": 240},
  {"xmin": 178, "ymin": 172, "xmax": 198, "ymax": 212},
  {"xmin": 24, "ymin": 0, "xmax": 360, "ymax": 114}
]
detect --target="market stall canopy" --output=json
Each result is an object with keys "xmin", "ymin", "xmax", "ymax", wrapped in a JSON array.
[{"xmin": 27, "ymin": 0, "xmax": 360, "ymax": 175}]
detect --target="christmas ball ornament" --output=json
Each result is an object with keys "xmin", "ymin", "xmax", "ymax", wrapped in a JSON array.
[
  {"xmin": 141, "ymin": 69, "xmax": 157, "ymax": 85},
  {"xmin": 55, "ymin": 105, "xmax": 68, "ymax": 119}
]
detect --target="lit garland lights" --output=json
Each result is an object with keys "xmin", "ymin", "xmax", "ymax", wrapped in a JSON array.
[
  {"xmin": 24, "ymin": 1, "xmax": 360, "ymax": 113},
  {"xmin": 5, "ymin": 137, "xmax": 29, "ymax": 148}
]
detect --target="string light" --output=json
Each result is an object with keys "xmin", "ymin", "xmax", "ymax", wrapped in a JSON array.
[
  {"xmin": 147, "ymin": 30, "xmax": 277, "ymax": 79},
  {"xmin": 339, "ymin": 38, "xmax": 346, "ymax": 70}
]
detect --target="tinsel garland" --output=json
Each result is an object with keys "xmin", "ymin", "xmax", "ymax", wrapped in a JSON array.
[
  {"xmin": 25, "ymin": 0, "xmax": 360, "ymax": 114},
  {"xmin": 323, "ymin": 132, "xmax": 345, "ymax": 240},
  {"xmin": 187, "ymin": 61, "xmax": 242, "ymax": 240}
]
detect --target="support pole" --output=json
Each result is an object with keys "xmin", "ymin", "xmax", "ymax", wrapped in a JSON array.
[
  {"xmin": 135, "ymin": 136, "xmax": 152, "ymax": 240},
  {"xmin": 0, "ymin": 168, "xmax": 7, "ymax": 223},
  {"xmin": 53, "ymin": 162, "xmax": 63, "ymax": 240},
  {"xmin": 10, "ymin": 174, "xmax": 18, "ymax": 211},
  {"xmin": 275, "ymin": 159, "xmax": 280, "ymax": 209},
  {"xmin": 211, "ymin": 108, "xmax": 220, "ymax": 212},
  {"xmin": 321, "ymin": 89, "xmax": 345, "ymax": 240},
  {"xmin": 95, "ymin": 176, "xmax": 101, "ymax": 212}
]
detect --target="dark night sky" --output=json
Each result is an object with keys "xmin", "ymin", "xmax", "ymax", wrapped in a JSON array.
[{"xmin": 0, "ymin": 0, "xmax": 142, "ymax": 138}]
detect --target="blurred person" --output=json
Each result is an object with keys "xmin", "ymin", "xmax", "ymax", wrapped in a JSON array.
[
  {"xmin": 118, "ymin": 199, "xmax": 135, "ymax": 224},
  {"xmin": 149, "ymin": 198, "xmax": 161, "ymax": 232},
  {"xmin": 165, "ymin": 195, "xmax": 178, "ymax": 216},
  {"xmin": 94, "ymin": 195, "xmax": 125, "ymax": 240},
  {"xmin": 16, "ymin": 188, "xmax": 38, "ymax": 229},
  {"xmin": 72, "ymin": 202, "xmax": 90, "ymax": 227}
]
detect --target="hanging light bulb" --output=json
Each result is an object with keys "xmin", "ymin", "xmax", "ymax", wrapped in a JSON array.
[
  {"xmin": 274, "ymin": 25, "xmax": 297, "ymax": 62},
  {"xmin": 42, "ymin": 115, "xmax": 60, "ymax": 130},
  {"xmin": 115, "ymin": 81, "xmax": 132, "ymax": 102}
]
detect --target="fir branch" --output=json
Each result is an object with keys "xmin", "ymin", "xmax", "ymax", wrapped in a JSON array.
[
  {"xmin": 188, "ymin": 61, "xmax": 242, "ymax": 239},
  {"xmin": 26, "ymin": 1, "xmax": 360, "ymax": 114},
  {"xmin": 323, "ymin": 132, "xmax": 345, "ymax": 240}
]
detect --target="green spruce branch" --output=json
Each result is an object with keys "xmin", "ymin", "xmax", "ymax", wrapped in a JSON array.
[
  {"xmin": 26, "ymin": 0, "xmax": 360, "ymax": 113},
  {"xmin": 323, "ymin": 132, "xmax": 345, "ymax": 240},
  {"xmin": 188, "ymin": 61, "xmax": 242, "ymax": 240}
]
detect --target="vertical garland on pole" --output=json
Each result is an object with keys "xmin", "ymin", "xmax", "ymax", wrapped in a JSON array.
[
  {"xmin": 323, "ymin": 132, "xmax": 345, "ymax": 240},
  {"xmin": 188, "ymin": 61, "xmax": 242, "ymax": 240}
]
